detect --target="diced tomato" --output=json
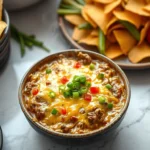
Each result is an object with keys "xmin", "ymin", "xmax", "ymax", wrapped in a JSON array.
[
  {"xmin": 61, "ymin": 76, "xmax": 69, "ymax": 84},
  {"xmin": 74, "ymin": 62, "xmax": 81, "ymax": 69},
  {"xmin": 84, "ymin": 94, "xmax": 92, "ymax": 102},
  {"xmin": 32, "ymin": 88, "xmax": 39, "ymax": 95},
  {"xmin": 61, "ymin": 108, "xmax": 67, "ymax": 115},
  {"xmin": 146, "ymin": 28, "xmax": 150, "ymax": 44},
  {"xmin": 90, "ymin": 87, "xmax": 99, "ymax": 94}
]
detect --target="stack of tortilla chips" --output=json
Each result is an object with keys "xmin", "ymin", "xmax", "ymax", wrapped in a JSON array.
[
  {"xmin": 0, "ymin": 0, "xmax": 7, "ymax": 39},
  {"xmin": 64, "ymin": 0, "xmax": 150, "ymax": 63}
]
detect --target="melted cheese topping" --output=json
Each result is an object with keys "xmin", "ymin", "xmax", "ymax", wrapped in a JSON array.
[{"xmin": 23, "ymin": 55, "xmax": 126, "ymax": 134}]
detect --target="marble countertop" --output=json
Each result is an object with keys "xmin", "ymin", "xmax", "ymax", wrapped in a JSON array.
[{"xmin": 0, "ymin": 0, "xmax": 150, "ymax": 150}]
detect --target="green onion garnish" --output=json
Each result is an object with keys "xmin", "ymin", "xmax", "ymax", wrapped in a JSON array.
[
  {"xmin": 51, "ymin": 108, "xmax": 58, "ymax": 115},
  {"xmin": 105, "ymin": 84, "xmax": 112, "ymax": 90}
]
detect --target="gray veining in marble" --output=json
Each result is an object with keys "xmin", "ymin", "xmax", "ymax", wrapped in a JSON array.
[{"xmin": 0, "ymin": 0, "xmax": 150, "ymax": 150}]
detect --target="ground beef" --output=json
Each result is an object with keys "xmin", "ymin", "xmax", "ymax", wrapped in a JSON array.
[
  {"xmin": 77, "ymin": 52, "xmax": 92, "ymax": 65},
  {"xmin": 87, "ymin": 108, "xmax": 103, "ymax": 124},
  {"xmin": 25, "ymin": 82, "xmax": 37, "ymax": 94}
]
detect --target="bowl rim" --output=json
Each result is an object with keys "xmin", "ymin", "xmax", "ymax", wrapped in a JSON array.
[
  {"xmin": 18, "ymin": 49, "xmax": 131, "ymax": 138},
  {"xmin": 0, "ymin": 9, "xmax": 10, "ymax": 44}
]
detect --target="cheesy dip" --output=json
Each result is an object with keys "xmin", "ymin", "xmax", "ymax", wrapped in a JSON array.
[{"xmin": 23, "ymin": 52, "xmax": 126, "ymax": 134}]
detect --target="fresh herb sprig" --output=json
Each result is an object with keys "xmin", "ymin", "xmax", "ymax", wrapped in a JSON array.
[
  {"xmin": 57, "ymin": 0, "xmax": 85, "ymax": 15},
  {"xmin": 10, "ymin": 24, "xmax": 50, "ymax": 57}
]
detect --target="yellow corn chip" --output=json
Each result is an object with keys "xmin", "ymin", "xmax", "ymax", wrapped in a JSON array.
[
  {"xmin": 143, "ymin": 4, "xmax": 150, "ymax": 12},
  {"xmin": 93, "ymin": 0, "xmax": 116, "ymax": 4},
  {"xmin": 79, "ymin": 35, "xmax": 98, "ymax": 46},
  {"xmin": 64, "ymin": 15, "xmax": 86, "ymax": 26},
  {"xmin": 0, "ymin": 21, "xmax": 7, "ymax": 37},
  {"xmin": 107, "ymin": 32, "xmax": 117, "ymax": 43},
  {"xmin": 72, "ymin": 27, "xmax": 91, "ymax": 41},
  {"xmin": 104, "ymin": 0, "xmax": 122, "ymax": 14},
  {"xmin": 128, "ymin": 42, "xmax": 150, "ymax": 63},
  {"xmin": 107, "ymin": 24, "xmax": 124, "ymax": 35},
  {"xmin": 106, "ymin": 16, "xmax": 118, "ymax": 30},
  {"xmin": 144, "ymin": 0, "xmax": 150, "ymax": 4},
  {"xmin": 138, "ymin": 21, "xmax": 150, "ymax": 45},
  {"xmin": 105, "ymin": 44, "xmax": 124, "ymax": 59},
  {"xmin": 107, "ymin": 24, "xmax": 124, "ymax": 43},
  {"xmin": 85, "ymin": 0, "xmax": 93, "ymax": 3},
  {"xmin": 124, "ymin": 0, "xmax": 150, "ymax": 16},
  {"xmin": 113, "ymin": 10, "xmax": 142, "ymax": 28},
  {"xmin": 82, "ymin": 5, "xmax": 97, "ymax": 28},
  {"xmin": 91, "ymin": 29, "xmax": 98, "ymax": 36},
  {"xmin": 85, "ymin": 5, "xmax": 112, "ymax": 34},
  {"xmin": 113, "ymin": 30, "xmax": 137, "ymax": 54}
]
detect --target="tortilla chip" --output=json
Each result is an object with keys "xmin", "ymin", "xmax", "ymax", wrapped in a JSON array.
[
  {"xmin": 124, "ymin": 0, "xmax": 150, "ymax": 16},
  {"xmin": 106, "ymin": 16, "xmax": 118, "ymax": 30},
  {"xmin": 85, "ymin": 0, "xmax": 93, "ymax": 3},
  {"xmin": 107, "ymin": 24, "xmax": 124, "ymax": 43},
  {"xmin": 79, "ymin": 35, "xmax": 98, "ymax": 46},
  {"xmin": 0, "ymin": 0, "xmax": 2, "ymax": 20},
  {"xmin": 105, "ymin": 44, "xmax": 124, "ymax": 59},
  {"xmin": 0, "ymin": 21, "xmax": 7, "ymax": 37},
  {"xmin": 128, "ymin": 42, "xmax": 150, "ymax": 63},
  {"xmin": 107, "ymin": 32, "xmax": 117, "ymax": 43},
  {"xmin": 90, "ymin": 29, "xmax": 99, "ymax": 36},
  {"xmin": 72, "ymin": 27, "xmax": 91, "ymax": 41},
  {"xmin": 64, "ymin": 15, "xmax": 86, "ymax": 26},
  {"xmin": 82, "ymin": 5, "xmax": 97, "ymax": 28},
  {"xmin": 144, "ymin": 0, "xmax": 150, "ymax": 4},
  {"xmin": 93, "ymin": 0, "xmax": 116, "ymax": 4},
  {"xmin": 113, "ymin": 10, "xmax": 142, "ymax": 28},
  {"xmin": 138, "ymin": 21, "xmax": 150, "ymax": 45},
  {"xmin": 85, "ymin": 5, "xmax": 112, "ymax": 34},
  {"xmin": 143, "ymin": 4, "xmax": 150, "ymax": 12},
  {"xmin": 104, "ymin": 0, "xmax": 122, "ymax": 14},
  {"xmin": 113, "ymin": 30, "xmax": 137, "ymax": 54}
]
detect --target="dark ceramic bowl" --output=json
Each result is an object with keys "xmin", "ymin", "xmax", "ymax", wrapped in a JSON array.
[
  {"xmin": 0, "ymin": 9, "xmax": 10, "ymax": 46},
  {"xmin": 18, "ymin": 50, "xmax": 131, "ymax": 138},
  {"xmin": 0, "ymin": 9, "xmax": 10, "ymax": 70}
]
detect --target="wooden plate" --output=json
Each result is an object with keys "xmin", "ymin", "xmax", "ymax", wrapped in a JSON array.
[{"xmin": 59, "ymin": 16, "xmax": 150, "ymax": 70}]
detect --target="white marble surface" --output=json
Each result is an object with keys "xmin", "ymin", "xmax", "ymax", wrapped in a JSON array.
[{"xmin": 0, "ymin": 0, "xmax": 150, "ymax": 150}]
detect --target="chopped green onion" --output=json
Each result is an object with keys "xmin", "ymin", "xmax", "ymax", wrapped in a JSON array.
[
  {"xmin": 86, "ymin": 81, "xmax": 91, "ymax": 88},
  {"xmin": 73, "ymin": 75, "xmax": 80, "ymax": 82},
  {"xmin": 72, "ymin": 82, "xmax": 80, "ymax": 90},
  {"xmin": 59, "ymin": 85, "xmax": 65, "ymax": 92},
  {"xmin": 63, "ymin": 91, "xmax": 71, "ymax": 98},
  {"xmin": 46, "ymin": 69, "xmax": 52, "ymax": 74},
  {"xmin": 79, "ymin": 75, "xmax": 86, "ymax": 84},
  {"xmin": 80, "ymin": 87, "xmax": 87, "ymax": 94},
  {"xmin": 107, "ymin": 103, "xmax": 113, "ymax": 109},
  {"xmin": 105, "ymin": 84, "xmax": 112, "ymax": 90},
  {"xmin": 67, "ymin": 82, "xmax": 73, "ymax": 89},
  {"xmin": 119, "ymin": 20, "xmax": 140, "ymax": 41},
  {"xmin": 98, "ymin": 73, "xmax": 104, "ymax": 79},
  {"xmin": 78, "ymin": 23, "xmax": 92, "ymax": 30},
  {"xmin": 49, "ymin": 91, "xmax": 56, "ymax": 98},
  {"xmin": 98, "ymin": 28, "xmax": 106, "ymax": 55},
  {"xmin": 73, "ymin": 92, "xmax": 80, "ymax": 98},
  {"xmin": 89, "ymin": 63, "xmax": 95, "ymax": 70},
  {"xmin": 99, "ymin": 96, "xmax": 106, "ymax": 104},
  {"xmin": 51, "ymin": 108, "xmax": 58, "ymax": 115}
]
